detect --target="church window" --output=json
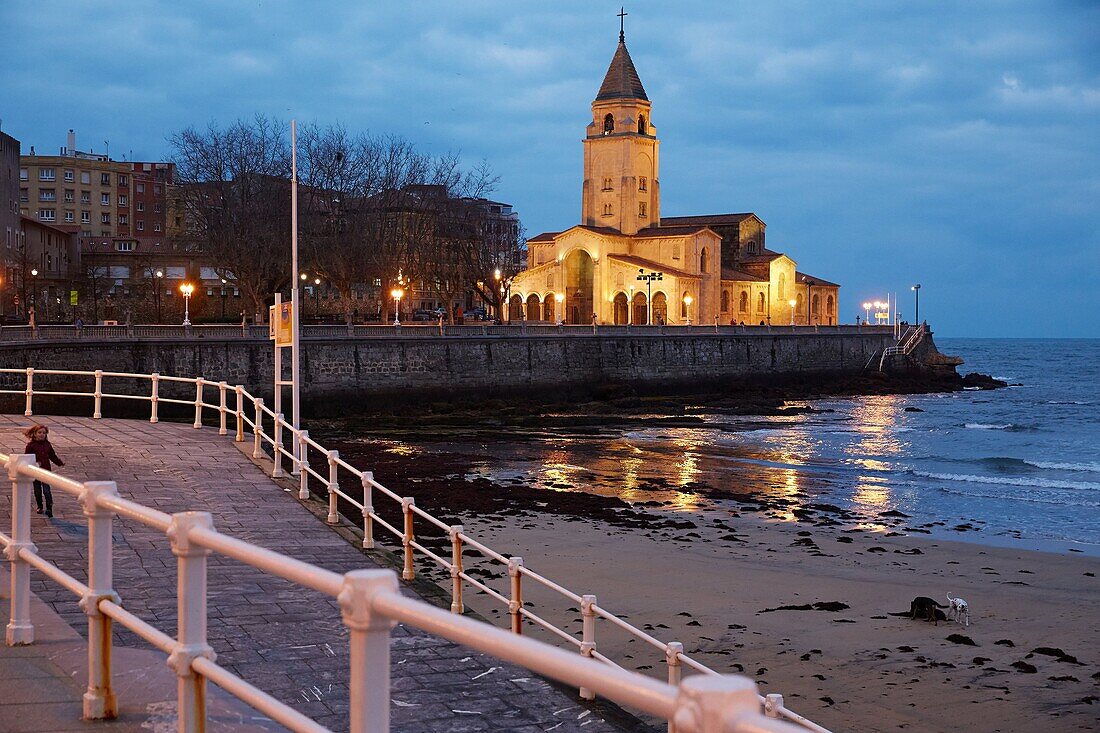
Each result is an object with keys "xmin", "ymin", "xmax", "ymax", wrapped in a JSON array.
[
  {"xmin": 639, "ymin": 177, "xmax": 647, "ymax": 192},
  {"xmin": 811, "ymin": 294, "xmax": 820, "ymax": 315},
  {"xmin": 827, "ymin": 294, "xmax": 835, "ymax": 315},
  {"xmin": 672, "ymin": 243, "xmax": 681, "ymax": 260},
  {"xmin": 721, "ymin": 290, "xmax": 730, "ymax": 313},
  {"xmin": 639, "ymin": 202, "xmax": 647, "ymax": 218},
  {"xmin": 603, "ymin": 203, "xmax": 613, "ymax": 216},
  {"xmin": 777, "ymin": 273, "xmax": 786, "ymax": 300},
  {"xmin": 602, "ymin": 178, "xmax": 613, "ymax": 191},
  {"xmin": 638, "ymin": 114, "xmax": 647, "ymax": 134},
  {"xmin": 796, "ymin": 293, "xmax": 804, "ymax": 312},
  {"xmin": 747, "ymin": 241, "xmax": 758, "ymax": 254},
  {"xmin": 757, "ymin": 292, "xmax": 766, "ymax": 313},
  {"xmin": 739, "ymin": 291, "xmax": 749, "ymax": 313},
  {"xmin": 603, "ymin": 113, "xmax": 615, "ymax": 135},
  {"xmin": 700, "ymin": 248, "xmax": 709, "ymax": 273}
]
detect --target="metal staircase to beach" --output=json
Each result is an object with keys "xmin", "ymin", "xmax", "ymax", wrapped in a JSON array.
[{"xmin": 878, "ymin": 324, "xmax": 926, "ymax": 371}]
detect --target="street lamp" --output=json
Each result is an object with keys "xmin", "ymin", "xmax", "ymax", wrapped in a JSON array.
[
  {"xmin": 636, "ymin": 268, "xmax": 663, "ymax": 325},
  {"xmin": 862, "ymin": 301, "xmax": 871, "ymax": 325},
  {"xmin": 179, "ymin": 282, "xmax": 194, "ymax": 326},
  {"xmin": 683, "ymin": 294, "xmax": 693, "ymax": 326},
  {"xmin": 788, "ymin": 298, "xmax": 797, "ymax": 326},
  {"xmin": 391, "ymin": 287, "xmax": 404, "ymax": 325},
  {"xmin": 154, "ymin": 270, "xmax": 164, "ymax": 324},
  {"xmin": 220, "ymin": 278, "xmax": 228, "ymax": 321},
  {"xmin": 911, "ymin": 284, "xmax": 921, "ymax": 324},
  {"xmin": 554, "ymin": 292, "xmax": 564, "ymax": 324},
  {"xmin": 314, "ymin": 277, "xmax": 321, "ymax": 318},
  {"xmin": 30, "ymin": 269, "xmax": 38, "ymax": 314}
]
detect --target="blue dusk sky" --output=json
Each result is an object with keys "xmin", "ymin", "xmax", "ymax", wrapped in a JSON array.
[{"xmin": 2, "ymin": 1, "xmax": 1097, "ymax": 337}]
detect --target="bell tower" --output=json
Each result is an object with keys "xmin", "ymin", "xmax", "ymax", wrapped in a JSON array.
[{"xmin": 582, "ymin": 18, "xmax": 659, "ymax": 235}]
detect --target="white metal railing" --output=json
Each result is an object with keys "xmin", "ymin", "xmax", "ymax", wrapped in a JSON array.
[
  {"xmin": 0, "ymin": 367, "xmax": 831, "ymax": 733},
  {"xmin": 1, "ymin": 453, "xmax": 806, "ymax": 733},
  {"xmin": 879, "ymin": 324, "xmax": 927, "ymax": 369}
]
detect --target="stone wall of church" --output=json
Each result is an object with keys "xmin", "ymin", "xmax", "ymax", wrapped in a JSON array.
[{"xmin": 0, "ymin": 330, "xmax": 898, "ymax": 410}]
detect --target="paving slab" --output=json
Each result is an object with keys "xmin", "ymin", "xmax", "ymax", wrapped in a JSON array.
[{"xmin": 1, "ymin": 415, "xmax": 642, "ymax": 732}]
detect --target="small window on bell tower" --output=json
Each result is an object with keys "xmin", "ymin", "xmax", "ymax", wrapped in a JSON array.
[
  {"xmin": 603, "ymin": 114, "xmax": 614, "ymax": 135},
  {"xmin": 638, "ymin": 115, "xmax": 647, "ymax": 134},
  {"xmin": 639, "ymin": 177, "xmax": 647, "ymax": 192}
]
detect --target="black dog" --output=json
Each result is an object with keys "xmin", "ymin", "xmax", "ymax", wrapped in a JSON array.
[{"xmin": 891, "ymin": 596, "xmax": 948, "ymax": 624}]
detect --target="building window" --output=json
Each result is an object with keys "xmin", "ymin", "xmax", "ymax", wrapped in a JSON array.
[
  {"xmin": 19, "ymin": 169, "xmax": 28, "ymax": 181},
  {"xmin": 64, "ymin": 190, "xmax": 74, "ymax": 203},
  {"xmin": 639, "ymin": 177, "xmax": 647, "ymax": 192},
  {"xmin": 638, "ymin": 114, "xmax": 647, "ymax": 134},
  {"xmin": 827, "ymin": 294, "xmax": 835, "ymax": 315},
  {"xmin": 639, "ymin": 202, "xmax": 647, "ymax": 217},
  {"xmin": 137, "ymin": 182, "xmax": 145, "ymax": 193},
  {"xmin": 700, "ymin": 248, "xmax": 709, "ymax": 273},
  {"xmin": 721, "ymin": 290, "xmax": 730, "ymax": 312},
  {"xmin": 118, "ymin": 195, "xmax": 128, "ymax": 206},
  {"xmin": 603, "ymin": 113, "xmax": 614, "ymax": 134},
  {"xmin": 602, "ymin": 204, "xmax": 613, "ymax": 216},
  {"xmin": 153, "ymin": 223, "xmax": 161, "ymax": 232},
  {"xmin": 118, "ymin": 174, "xmax": 127, "ymax": 186},
  {"xmin": 115, "ymin": 241, "xmax": 134, "ymax": 252},
  {"xmin": 81, "ymin": 211, "xmax": 91, "ymax": 223},
  {"xmin": 777, "ymin": 273, "xmax": 785, "ymax": 300},
  {"xmin": 39, "ymin": 168, "xmax": 56, "ymax": 181},
  {"xmin": 602, "ymin": 178, "xmax": 613, "ymax": 191},
  {"xmin": 739, "ymin": 291, "xmax": 749, "ymax": 313},
  {"xmin": 101, "ymin": 213, "xmax": 111, "ymax": 224},
  {"xmin": 672, "ymin": 243, "xmax": 681, "ymax": 260},
  {"xmin": 65, "ymin": 211, "xmax": 74, "ymax": 223},
  {"xmin": 137, "ymin": 221, "xmax": 144, "ymax": 231},
  {"xmin": 101, "ymin": 193, "xmax": 110, "ymax": 206},
  {"xmin": 153, "ymin": 203, "xmax": 162, "ymax": 213},
  {"xmin": 757, "ymin": 292, "xmax": 765, "ymax": 313},
  {"xmin": 136, "ymin": 202, "xmax": 144, "ymax": 212},
  {"xmin": 19, "ymin": 188, "xmax": 28, "ymax": 203},
  {"xmin": 154, "ymin": 185, "xmax": 161, "ymax": 194},
  {"xmin": 119, "ymin": 214, "xmax": 128, "ymax": 225},
  {"xmin": 39, "ymin": 189, "xmax": 56, "ymax": 202},
  {"xmin": 39, "ymin": 209, "xmax": 56, "ymax": 221},
  {"xmin": 100, "ymin": 173, "xmax": 111, "ymax": 185},
  {"xmin": 64, "ymin": 169, "xmax": 74, "ymax": 182},
  {"xmin": 81, "ymin": 171, "xmax": 91, "ymax": 184},
  {"xmin": 81, "ymin": 191, "xmax": 91, "ymax": 204},
  {"xmin": 747, "ymin": 240, "xmax": 757, "ymax": 254}
]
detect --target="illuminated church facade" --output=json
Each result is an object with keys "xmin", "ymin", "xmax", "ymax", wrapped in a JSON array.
[{"xmin": 508, "ymin": 29, "xmax": 840, "ymax": 327}]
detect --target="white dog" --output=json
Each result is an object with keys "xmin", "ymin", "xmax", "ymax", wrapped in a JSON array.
[{"xmin": 946, "ymin": 593, "xmax": 969, "ymax": 626}]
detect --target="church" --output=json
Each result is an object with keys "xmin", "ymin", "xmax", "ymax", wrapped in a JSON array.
[{"xmin": 508, "ymin": 27, "xmax": 840, "ymax": 327}]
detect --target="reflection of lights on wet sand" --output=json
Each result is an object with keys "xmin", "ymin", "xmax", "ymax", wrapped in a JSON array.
[{"xmin": 382, "ymin": 441, "xmax": 418, "ymax": 457}]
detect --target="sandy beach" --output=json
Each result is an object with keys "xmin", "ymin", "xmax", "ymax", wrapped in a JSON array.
[{"xmin": 409, "ymin": 499, "xmax": 1099, "ymax": 732}]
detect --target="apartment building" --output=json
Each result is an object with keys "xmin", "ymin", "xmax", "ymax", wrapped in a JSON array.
[{"xmin": 2, "ymin": 131, "xmax": 23, "ymax": 317}]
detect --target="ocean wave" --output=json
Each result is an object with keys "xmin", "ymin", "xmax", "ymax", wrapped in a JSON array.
[
  {"xmin": 912, "ymin": 470, "xmax": 1100, "ymax": 492},
  {"xmin": 963, "ymin": 423, "xmax": 1035, "ymax": 431},
  {"xmin": 934, "ymin": 485, "xmax": 1100, "ymax": 508},
  {"xmin": 1025, "ymin": 460, "xmax": 1100, "ymax": 474}
]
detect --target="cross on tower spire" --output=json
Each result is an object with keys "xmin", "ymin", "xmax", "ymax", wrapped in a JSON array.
[{"xmin": 618, "ymin": 7, "xmax": 627, "ymax": 43}]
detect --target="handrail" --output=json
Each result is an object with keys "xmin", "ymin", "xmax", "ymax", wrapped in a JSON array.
[
  {"xmin": 0, "ymin": 453, "xmax": 806, "ymax": 733},
  {"xmin": 0, "ymin": 367, "xmax": 831, "ymax": 733}
]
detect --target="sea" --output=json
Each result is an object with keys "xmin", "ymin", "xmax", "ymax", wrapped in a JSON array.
[{"xmin": 444, "ymin": 338, "xmax": 1100, "ymax": 556}]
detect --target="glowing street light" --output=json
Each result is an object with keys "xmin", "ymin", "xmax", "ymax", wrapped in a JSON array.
[
  {"xmin": 391, "ymin": 287, "xmax": 404, "ymax": 325},
  {"xmin": 179, "ymin": 282, "xmax": 194, "ymax": 326},
  {"xmin": 788, "ymin": 298, "xmax": 797, "ymax": 326},
  {"xmin": 683, "ymin": 294, "xmax": 694, "ymax": 326},
  {"xmin": 862, "ymin": 301, "xmax": 872, "ymax": 324}
]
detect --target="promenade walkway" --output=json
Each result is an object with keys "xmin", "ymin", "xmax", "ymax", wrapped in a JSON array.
[{"xmin": 0, "ymin": 415, "xmax": 631, "ymax": 732}]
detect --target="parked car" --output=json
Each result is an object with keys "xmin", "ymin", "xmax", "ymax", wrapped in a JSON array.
[{"xmin": 412, "ymin": 309, "xmax": 436, "ymax": 322}]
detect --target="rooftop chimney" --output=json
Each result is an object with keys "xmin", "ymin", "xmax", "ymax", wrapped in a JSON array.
[{"xmin": 67, "ymin": 129, "xmax": 76, "ymax": 156}]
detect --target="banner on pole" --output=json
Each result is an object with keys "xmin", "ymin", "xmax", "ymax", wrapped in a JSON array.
[
  {"xmin": 269, "ymin": 302, "xmax": 293, "ymax": 346},
  {"xmin": 69, "ymin": 290, "xmax": 79, "ymax": 306}
]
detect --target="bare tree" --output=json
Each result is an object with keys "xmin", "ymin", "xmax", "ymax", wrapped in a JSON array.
[{"xmin": 169, "ymin": 116, "xmax": 292, "ymax": 320}]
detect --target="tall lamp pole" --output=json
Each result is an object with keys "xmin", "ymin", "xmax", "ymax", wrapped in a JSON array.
[
  {"xmin": 179, "ymin": 283, "xmax": 194, "ymax": 326},
  {"xmin": 154, "ymin": 270, "xmax": 163, "ymax": 323},
  {"xmin": 911, "ymin": 284, "xmax": 921, "ymax": 324},
  {"xmin": 636, "ymin": 268, "xmax": 663, "ymax": 325},
  {"xmin": 290, "ymin": 120, "xmax": 301, "ymax": 455},
  {"xmin": 391, "ymin": 288, "xmax": 404, "ymax": 325}
]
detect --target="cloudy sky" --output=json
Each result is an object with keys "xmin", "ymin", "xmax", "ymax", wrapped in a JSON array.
[{"xmin": 3, "ymin": 1, "xmax": 1097, "ymax": 336}]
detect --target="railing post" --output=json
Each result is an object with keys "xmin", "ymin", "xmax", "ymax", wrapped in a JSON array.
[
  {"xmin": 673, "ymin": 676, "xmax": 764, "ymax": 733},
  {"xmin": 272, "ymin": 413, "xmax": 285, "ymax": 478},
  {"xmin": 764, "ymin": 693, "xmax": 784, "ymax": 719},
  {"xmin": 217, "ymin": 382, "xmax": 228, "ymax": 436},
  {"xmin": 252, "ymin": 398, "xmax": 264, "ymax": 458},
  {"xmin": 234, "ymin": 386, "xmax": 244, "ymax": 442},
  {"xmin": 167, "ymin": 512, "xmax": 216, "ymax": 733},
  {"xmin": 79, "ymin": 481, "xmax": 121, "ymax": 719},
  {"xmin": 666, "ymin": 641, "xmax": 684, "ymax": 733},
  {"xmin": 93, "ymin": 369, "xmax": 103, "ymax": 419},
  {"xmin": 579, "ymin": 594, "xmax": 597, "ymax": 699},
  {"xmin": 508, "ymin": 556, "xmax": 524, "ymax": 634},
  {"xmin": 361, "ymin": 472, "xmax": 375, "ymax": 549},
  {"xmin": 192, "ymin": 378, "xmax": 204, "ymax": 429},
  {"xmin": 24, "ymin": 367, "xmax": 33, "ymax": 416},
  {"xmin": 401, "ymin": 497, "xmax": 415, "ymax": 580},
  {"xmin": 449, "ymin": 525, "xmax": 464, "ymax": 614},
  {"xmin": 5, "ymin": 455, "xmax": 36, "ymax": 645},
  {"xmin": 150, "ymin": 373, "xmax": 160, "ymax": 424},
  {"xmin": 298, "ymin": 430, "xmax": 310, "ymax": 499},
  {"xmin": 326, "ymin": 450, "xmax": 340, "ymax": 524},
  {"xmin": 339, "ymin": 569, "xmax": 399, "ymax": 733}
]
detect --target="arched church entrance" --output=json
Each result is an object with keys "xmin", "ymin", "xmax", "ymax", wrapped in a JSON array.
[
  {"xmin": 526, "ymin": 294, "xmax": 541, "ymax": 322},
  {"xmin": 508, "ymin": 294, "xmax": 524, "ymax": 322},
  {"xmin": 613, "ymin": 292, "xmax": 629, "ymax": 324},
  {"xmin": 632, "ymin": 292, "xmax": 648, "ymax": 325},
  {"xmin": 652, "ymin": 292, "xmax": 668, "ymax": 325},
  {"xmin": 564, "ymin": 250, "xmax": 594, "ymax": 324}
]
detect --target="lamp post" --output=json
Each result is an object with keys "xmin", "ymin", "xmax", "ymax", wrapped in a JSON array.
[
  {"xmin": 30, "ymin": 269, "xmax": 38, "ymax": 316},
  {"xmin": 154, "ymin": 269, "xmax": 164, "ymax": 324},
  {"xmin": 911, "ymin": 284, "xmax": 921, "ymax": 324},
  {"xmin": 862, "ymin": 301, "xmax": 871, "ymax": 325},
  {"xmin": 636, "ymin": 268, "xmax": 663, "ymax": 325},
  {"xmin": 314, "ymin": 277, "xmax": 321, "ymax": 318},
  {"xmin": 683, "ymin": 294, "xmax": 693, "ymax": 326},
  {"xmin": 554, "ymin": 292, "xmax": 564, "ymax": 324},
  {"xmin": 219, "ymin": 278, "xmax": 228, "ymax": 321},
  {"xmin": 788, "ymin": 298, "xmax": 797, "ymax": 326},
  {"xmin": 179, "ymin": 283, "xmax": 194, "ymax": 326},
  {"xmin": 391, "ymin": 287, "xmax": 403, "ymax": 325}
]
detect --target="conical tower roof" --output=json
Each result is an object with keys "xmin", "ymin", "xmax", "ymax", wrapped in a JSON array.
[{"xmin": 595, "ymin": 38, "xmax": 648, "ymax": 102}]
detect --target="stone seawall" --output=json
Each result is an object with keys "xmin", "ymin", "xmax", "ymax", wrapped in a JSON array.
[{"xmin": 0, "ymin": 331, "xmax": 898, "ymax": 407}]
